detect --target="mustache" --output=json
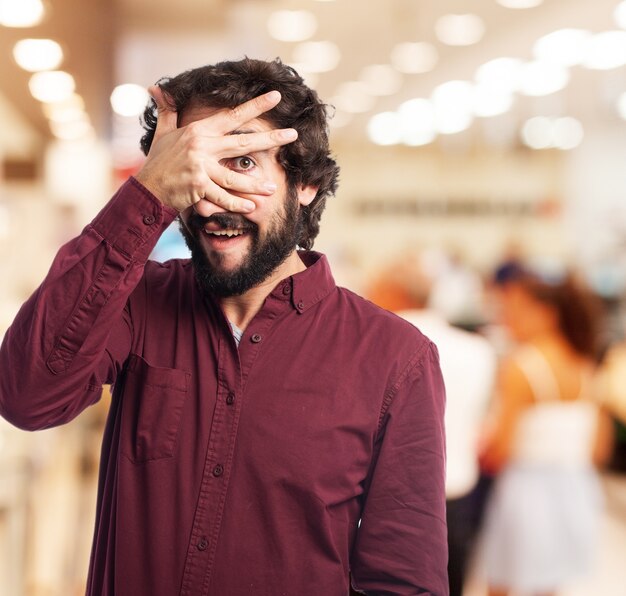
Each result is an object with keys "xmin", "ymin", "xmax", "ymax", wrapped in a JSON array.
[{"xmin": 187, "ymin": 210, "xmax": 257, "ymax": 232}]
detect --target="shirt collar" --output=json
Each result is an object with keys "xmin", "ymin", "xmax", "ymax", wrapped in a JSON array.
[{"xmin": 272, "ymin": 250, "xmax": 336, "ymax": 314}]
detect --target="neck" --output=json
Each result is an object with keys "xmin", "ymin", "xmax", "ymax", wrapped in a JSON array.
[
  {"xmin": 220, "ymin": 250, "xmax": 306, "ymax": 331},
  {"xmin": 530, "ymin": 331, "xmax": 579, "ymax": 358}
]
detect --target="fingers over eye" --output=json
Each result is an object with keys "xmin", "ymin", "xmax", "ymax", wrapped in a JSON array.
[
  {"xmin": 225, "ymin": 91, "xmax": 282, "ymax": 127},
  {"xmin": 203, "ymin": 180, "xmax": 257, "ymax": 213},
  {"xmin": 213, "ymin": 166, "xmax": 276, "ymax": 195},
  {"xmin": 219, "ymin": 129, "xmax": 297, "ymax": 157},
  {"xmin": 191, "ymin": 91, "xmax": 283, "ymax": 134}
]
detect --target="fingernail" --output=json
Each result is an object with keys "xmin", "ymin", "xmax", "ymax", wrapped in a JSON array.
[
  {"xmin": 281, "ymin": 129, "xmax": 298, "ymax": 140},
  {"xmin": 264, "ymin": 182, "xmax": 277, "ymax": 193},
  {"xmin": 243, "ymin": 200, "xmax": 256, "ymax": 212},
  {"xmin": 267, "ymin": 90, "xmax": 281, "ymax": 102}
]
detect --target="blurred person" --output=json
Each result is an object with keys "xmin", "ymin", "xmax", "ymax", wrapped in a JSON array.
[
  {"xmin": 427, "ymin": 249, "xmax": 486, "ymax": 330},
  {"xmin": 377, "ymin": 254, "xmax": 497, "ymax": 596},
  {"xmin": 0, "ymin": 58, "xmax": 448, "ymax": 596},
  {"xmin": 478, "ymin": 268, "xmax": 613, "ymax": 596}
]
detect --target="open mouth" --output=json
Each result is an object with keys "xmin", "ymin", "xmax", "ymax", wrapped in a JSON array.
[{"xmin": 203, "ymin": 227, "xmax": 248, "ymax": 238}]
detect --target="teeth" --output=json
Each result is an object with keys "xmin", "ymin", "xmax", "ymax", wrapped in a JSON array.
[{"xmin": 205, "ymin": 229, "xmax": 245, "ymax": 237}]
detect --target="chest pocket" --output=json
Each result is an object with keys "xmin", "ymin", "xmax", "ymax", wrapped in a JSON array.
[{"xmin": 119, "ymin": 354, "xmax": 190, "ymax": 463}]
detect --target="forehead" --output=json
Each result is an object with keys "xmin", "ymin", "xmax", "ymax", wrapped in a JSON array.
[{"xmin": 179, "ymin": 104, "xmax": 273, "ymax": 133}]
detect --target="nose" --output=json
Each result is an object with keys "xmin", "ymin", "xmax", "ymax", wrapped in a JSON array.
[{"xmin": 193, "ymin": 198, "xmax": 228, "ymax": 218}]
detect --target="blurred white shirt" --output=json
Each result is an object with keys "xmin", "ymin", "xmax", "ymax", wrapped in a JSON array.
[{"xmin": 396, "ymin": 310, "xmax": 497, "ymax": 499}]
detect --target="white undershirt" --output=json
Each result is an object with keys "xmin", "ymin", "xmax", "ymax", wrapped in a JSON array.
[{"xmin": 229, "ymin": 321, "xmax": 243, "ymax": 347}]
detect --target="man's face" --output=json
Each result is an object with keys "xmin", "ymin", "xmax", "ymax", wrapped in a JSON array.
[{"xmin": 178, "ymin": 106, "xmax": 310, "ymax": 297}]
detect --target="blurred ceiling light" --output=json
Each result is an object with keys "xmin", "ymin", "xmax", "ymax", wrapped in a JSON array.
[
  {"xmin": 287, "ymin": 62, "xmax": 319, "ymax": 87},
  {"xmin": 359, "ymin": 64, "xmax": 403, "ymax": 96},
  {"xmin": 13, "ymin": 39, "xmax": 63, "ymax": 72},
  {"xmin": 367, "ymin": 112, "xmax": 402, "ymax": 146},
  {"xmin": 29, "ymin": 71, "xmax": 76, "ymax": 103},
  {"xmin": 390, "ymin": 42, "xmax": 438, "ymax": 74},
  {"xmin": 331, "ymin": 81, "xmax": 376, "ymax": 114},
  {"xmin": 475, "ymin": 57, "xmax": 523, "ymax": 94},
  {"xmin": 431, "ymin": 81, "xmax": 475, "ymax": 134},
  {"xmin": 292, "ymin": 41, "xmax": 340, "ymax": 73},
  {"xmin": 43, "ymin": 93, "xmax": 85, "ymax": 122},
  {"xmin": 617, "ymin": 91, "xmax": 626, "ymax": 120},
  {"xmin": 434, "ymin": 109, "xmax": 474, "ymax": 135},
  {"xmin": 533, "ymin": 29, "xmax": 591, "ymax": 67},
  {"xmin": 0, "ymin": 0, "xmax": 45, "ymax": 27},
  {"xmin": 397, "ymin": 98, "xmax": 437, "ymax": 146},
  {"xmin": 552, "ymin": 117, "xmax": 584, "ymax": 150},
  {"xmin": 472, "ymin": 84, "xmax": 514, "ymax": 117},
  {"xmin": 521, "ymin": 116, "xmax": 553, "ymax": 149},
  {"xmin": 267, "ymin": 10, "xmax": 317, "ymax": 42},
  {"xmin": 432, "ymin": 80, "xmax": 474, "ymax": 109},
  {"xmin": 582, "ymin": 31, "xmax": 626, "ymax": 70},
  {"xmin": 520, "ymin": 116, "xmax": 582, "ymax": 150},
  {"xmin": 614, "ymin": 1, "xmax": 626, "ymax": 29},
  {"xmin": 49, "ymin": 117, "xmax": 94, "ymax": 142},
  {"xmin": 110, "ymin": 84, "xmax": 150, "ymax": 117},
  {"xmin": 435, "ymin": 14, "xmax": 485, "ymax": 47},
  {"xmin": 517, "ymin": 60, "xmax": 570, "ymax": 96},
  {"xmin": 497, "ymin": 0, "xmax": 543, "ymax": 8}
]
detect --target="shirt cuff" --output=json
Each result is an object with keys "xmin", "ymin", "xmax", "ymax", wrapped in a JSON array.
[{"xmin": 90, "ymin": 177, "xmax": 178, "ymax": 262}]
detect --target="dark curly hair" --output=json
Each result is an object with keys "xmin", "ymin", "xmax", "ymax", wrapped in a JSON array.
[
  {"xmin": 499, "ymin": 268, "xmax": 603, "ymax": 360},
  {"xmin": 140, "ymin": 57, "xmax": 340, "ymax": 250}
]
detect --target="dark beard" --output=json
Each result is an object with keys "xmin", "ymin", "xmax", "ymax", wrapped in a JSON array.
[{"xmin": 180, "ymin": 189, "xmax": 303, "ymax": 297}]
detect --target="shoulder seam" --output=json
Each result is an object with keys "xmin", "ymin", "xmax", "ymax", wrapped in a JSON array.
[{"xmin": 376, "ymin": 337, "xmax": 435, "ymax": 432}]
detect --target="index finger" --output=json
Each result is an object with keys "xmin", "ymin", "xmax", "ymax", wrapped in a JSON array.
[{"xmin": 195, "ymin": 90, "xmax": 283, "ymax": 135}]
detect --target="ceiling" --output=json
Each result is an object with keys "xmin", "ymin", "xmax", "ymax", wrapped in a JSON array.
[{"xmin": 1, "ymin": 0, "xmax": 626, "ymax": 156}]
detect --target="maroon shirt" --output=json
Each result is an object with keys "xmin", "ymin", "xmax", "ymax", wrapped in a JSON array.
[{"xmin": 0, "ymin": 178, "xmax": 448, "ymax": 595}]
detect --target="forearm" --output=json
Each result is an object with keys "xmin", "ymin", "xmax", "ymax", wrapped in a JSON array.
[{"xmin": 0, "ymin": 177, "xmax": 176, "ymax": 430}]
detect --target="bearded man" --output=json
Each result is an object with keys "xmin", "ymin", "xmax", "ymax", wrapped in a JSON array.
[{"xmin": 0, "ymin": 58, "xmax": 448, "ymax": 596}]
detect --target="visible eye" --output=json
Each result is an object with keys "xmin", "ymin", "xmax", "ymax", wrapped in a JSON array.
[{"xmin": 228, "ymin": 155, "xmax": 256, "ymax": 172}]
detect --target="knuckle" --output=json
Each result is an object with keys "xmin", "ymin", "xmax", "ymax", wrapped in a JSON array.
[
  {"xmin": 189, "ymin": 171, "xmax": 205, "ymax": 191},
  {"xmin": 185, "ymin": 134, "xmax": 202, "ymax": 152},
  {"xmin": 237, "ymin": 133, "xmax": 250, "ymax": 148},
  {"xmin": 223, "ymin": 169, "xmax": 236, "ymax": 188},
  {"xmin": 255, "ymin": 94, "xmax": 269, "ymax": 109},
  {"xmin": 227, "ymin": 105, "xmax": 242, "ymax": 122}
]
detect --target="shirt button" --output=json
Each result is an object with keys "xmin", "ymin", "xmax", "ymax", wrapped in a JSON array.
[
  {"xmin": 282, "ymin": 284, "xmax": 291, "ymax": 295},
  {"xmin": 226, "ymin": 392, "xmax": 235, "ymax": 405},
  {"xmin": 213, "ymin": 464, "xmax": 224, "ymax": 477},
  {"xmin": 142, "ymin": 214, "xmax": 156, "ymax": 225},
  {"xmin": 297, "ymin": 301, "xmax": 305, "ymax": 311},
  {"xmin": 251, "ymin": 333, "xmax": 262, "ymax": 343},
  {"xmin": 197, "ymin": 537, "xmax": 208, "ymax": 551}
]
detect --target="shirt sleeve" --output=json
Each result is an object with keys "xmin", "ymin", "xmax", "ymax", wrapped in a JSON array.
[
  {"xmin": 351, "ymin": 340, "xmax": 449, "ymax": 596},
  {"xmin": 0, "ymin": 177, "xmax": 177, "ymax": 431}
]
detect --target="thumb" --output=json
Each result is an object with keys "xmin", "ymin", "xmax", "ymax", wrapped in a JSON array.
[{"xmin": 149, "ymin": 84, "xmax": 178, "ymax": 141}]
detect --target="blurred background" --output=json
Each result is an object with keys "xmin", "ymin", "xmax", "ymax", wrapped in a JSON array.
[{"xmin": 2, "ymin": 0, "xmax": 626, "ymax": 594}]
